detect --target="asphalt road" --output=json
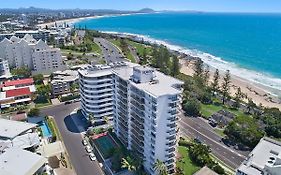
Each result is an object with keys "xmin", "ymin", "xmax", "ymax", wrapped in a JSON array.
[
  {"xmin": 179, "ymin": 115, "xmax": 249, "ymax": 169},
  {"xmin": 94, "ymin": 38, "xmax": 125, "ymax": 63},
  {"xmin": 40, "ymin": 103, "xmax": 104, "ymax": 175}
]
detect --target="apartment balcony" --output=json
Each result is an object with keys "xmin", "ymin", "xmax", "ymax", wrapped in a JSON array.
[
  {"xmin": 165, "ymin": 153, "xmax": 175, "ymax": 159},
  {"xmin": 81, "ymin": 78, "xmax": 112, "ymax": 84},
  {"xmin": 166, "ymin": 158, "xmax": 175, "ymax": 165},
  {"xmin": 166, "ymin": 141, "xmax": 177, "ymax": 148},
  {"xmin": 166, "ymin": 135, "xmax": 177, "ymax": 141},
  {"xmin": 84, "ymin": 101, "xmax": 113, "ymax": 109},
  {"xmin": 167, "ymin": 123, "xmax": 177, "ymax": 129},
  {"xmin": 130, "ymin": 98, "xmax": 145, "ymax": 111},
  {"xmin": 131, "ymin": 112, "xmax": 144, "ymax": 125},
  {"xmin": 165, "ymin": 147, "xmax": 176, "ymax": 153},
  {"xmin": 167, "ymin": 116, "xmax": 179, "ymax": 122},
  {"xmin": 131, "ymin": 106, "xmax": 145, "ymax": 118}
]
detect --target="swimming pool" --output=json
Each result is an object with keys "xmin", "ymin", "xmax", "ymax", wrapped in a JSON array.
[{"xmin": 39, "ymin": 121, "xmax": 52, "ymax": 138}]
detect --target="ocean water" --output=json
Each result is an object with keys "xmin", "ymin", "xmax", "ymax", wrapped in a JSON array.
[{"xmin": 76, "ymin": 12, "xmax": 281, "ymax": 93}]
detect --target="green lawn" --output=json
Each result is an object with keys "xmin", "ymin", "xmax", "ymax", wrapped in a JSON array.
[
  {"xmin": 200, "ymin": 103, "xmax": 248, "ymax": 118},
  {"xmin": 177, "ymin": 146, "xmax": 201, "ymax": 175},
  {"xmin": 200, "ymin": 104, "xmax": 223, "ymax": 118},
  {"xmin": 127, "ymin": 40, "xmax": 153, "ymax": 56},
  {"xmin": 109, "ymin": 39, "xmax": 136, "ymax": 63},
  {"xmin": 91, "ymin": 42, "xmax": 102, "ymax": 54},
  {"xmin": 214, "ymin": 128, "xmax": 226, "ymax": 137}
]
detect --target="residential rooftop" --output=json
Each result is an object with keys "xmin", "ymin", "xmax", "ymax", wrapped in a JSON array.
[
  {"xmin": 237, "ymin": 137, "xmax": 281, "ymax": 175},
  {"xmin": 3, "ymin": 78, "xmax": 34, "ymax": 87},
  {"xmin": 5, "ymin": 87, "xmax": 31, "ymax": 98},
  {"xmin": 113, "ymin": 65, "xmax": 183, "ymax": 97},
  {"xmin": 0, "ymin": 148, "xmax": 47, "ymax": 175},
  {"xmin": 79, "ymin": 62, "xmax": 183, "ymax": 97},
  {"xmin": 0, "ymin": 119, "xmax": 37, "ymax": 139}
]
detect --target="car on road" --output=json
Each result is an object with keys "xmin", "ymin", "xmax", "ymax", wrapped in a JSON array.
[
  {"xmin": 194, "ymin": 137, "xmax": 203, "ymax": 144},
  {"xmin": 85, "ymin": 145, "xmax": 92, "ymax": 153},
  {"xmin": 64, "ymin": 101, "xmax": 73, "ymax": 105},
  {"xmin": 82, "ymin": 139, "xmax": 88, "ymax": 146},
  {"xmin": 89, "ymin": 153, "xmax": 96, "ymax": 161}
]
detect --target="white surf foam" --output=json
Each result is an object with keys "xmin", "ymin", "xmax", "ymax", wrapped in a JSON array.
[{"xmin": 103, "ymin": 31, "xmax": 281, "ymax": 96}]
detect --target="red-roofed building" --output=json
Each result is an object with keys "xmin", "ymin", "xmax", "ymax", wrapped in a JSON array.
[
  {"xmin": 6, "ymin": 87, "xmax": 31, "ymax": 98},
  {"xmin": 0, "ymin": 87, "xmax": 33, "ymax": 108},
  {"xmin": 4, "ymin": 78, "xmax": 34, "ymax": 87}
]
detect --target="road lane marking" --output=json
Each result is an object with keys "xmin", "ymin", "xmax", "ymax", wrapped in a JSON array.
[{"xmin": 179, "ymin": 120, "xmax": 246, "ymax": 159}]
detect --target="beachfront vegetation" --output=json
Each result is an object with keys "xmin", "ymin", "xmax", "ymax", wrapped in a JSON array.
[
  {"xmin": 177, "ymin": 138, "xmax": 225, "ymax": 174},
  {"xmin": 60, "ymin": 30, "xmax": 102, "ymax": 54},
  {"xmin": 224, "ymin": 115, "xmax": 264, "ymax": 148}
]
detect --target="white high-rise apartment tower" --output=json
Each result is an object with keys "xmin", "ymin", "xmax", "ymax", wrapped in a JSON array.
[
  {"xmin": 79, "ymin": 62, "xmax": 183, "ymax": 174},
  {"xmin": 0, "ymin": 34, "xmax": 65, "ymax": 74}
]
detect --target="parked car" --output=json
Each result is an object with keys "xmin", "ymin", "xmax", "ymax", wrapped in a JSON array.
[
  {"xmin": 82, "ymin": 139, "xmax": 88, "ymax": 146},
  {"xmin": 64, "ymin": 101, "xmax": 73, "ymax": 105},
  {"xmin": 85, "ymin": 145, "xmax": 92, "ymax": 153},
  {"xmin": 89, "ymin": 153, "xmax": 96, "ymax": 161}
]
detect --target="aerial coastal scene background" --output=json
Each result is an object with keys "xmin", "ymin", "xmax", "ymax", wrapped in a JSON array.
[
  {"xmin": 76, "ymin": 12, "xmax": 281, "ymax": 91},
  {"xmin": 72, "ymin": 12, "xmax": 281, "ymax": 108},
  {"xmin": 2, "ymin": 1, "xmax": 281, "ymax": 175}
]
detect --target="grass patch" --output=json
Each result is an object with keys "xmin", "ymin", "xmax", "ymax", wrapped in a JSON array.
[
  {"xmin": 127, "ymin": 40, "xmax": 153, "ymax": 56},
  {"xmin": 109, "ymin": 39, "xmax": 136, "ymax": 63},
  {"xmin": 177, "ymin": 146, "xmax": 201, "ymax": 175},
  {"xmin": 200, "ymin": 103, "xmax": 249, "ymax": 118},
  {"xmin": 91, "ymin": 42, "xmax": 102, "ymax": 54},
  {"xmin": 214, "ymin": 128, "xmax": 226, "ymax": 137},
  {"xmin": 200, "ymin": 104, "xmax": 223, "ymax": 118},
  {"xmin": 46, "ymin": 116, "xmax": 59, "ymax": 140}
]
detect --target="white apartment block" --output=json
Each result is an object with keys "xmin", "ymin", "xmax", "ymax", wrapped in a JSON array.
[
  {"xmin": 79, "ymin": 62, "xmax": 183, "ymax": 174},
  {"xmin": 0, "ymin": 34, "xmax": 65, "ymax": 74},
  {"xmin": 237, "ymin": 137, "xmax": 281, "ymax": 175},
  {"xmin": 0, "ymin": 58, "xmax": 10, "ymax": 79}
]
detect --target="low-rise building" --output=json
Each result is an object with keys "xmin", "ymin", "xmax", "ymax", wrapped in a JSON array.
[
  {"xmin": 0, "ymin": 119, "xmax": 40, "ymax": 152},
  {"xmin": 236, "ymin": 137, "xmax": 281, "ymax": 175},
  {"xmin": 50, "ymin": 69, "xmax": 78, "ymax": 97},
  {"xmin": 0, "ymin": 148, "xmax": 47, "ymax": 175},
  {"xmin": 0, "ymin": 78, "xmax": 36, "ymax": 108}
]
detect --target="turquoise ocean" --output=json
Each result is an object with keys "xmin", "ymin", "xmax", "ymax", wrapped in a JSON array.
[{"xmin": 76, "ymin": 12, "xmax": 281, "ymax": 94}]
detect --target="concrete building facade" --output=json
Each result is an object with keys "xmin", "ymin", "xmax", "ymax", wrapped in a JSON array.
[
  {"xmin": 0, "ymin": 34, "xmax": 65, "ymax": 74},
  {"xmin": 79, "ymin": 62, "xmax": 183, "ymax": 174}
]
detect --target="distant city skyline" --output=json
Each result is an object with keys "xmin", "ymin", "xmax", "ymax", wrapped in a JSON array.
[{"xmin": 1, "ymin": 0, "xmax": 281, "ymax": 13}]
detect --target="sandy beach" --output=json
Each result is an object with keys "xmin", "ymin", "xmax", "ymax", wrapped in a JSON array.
[
  {"xmin": 37, "ymin": 15, "xmax": 102, "ymax": 28},
  {"xmin": 180, "ymin": 59, "xmax": 281, "ymax": 109}
]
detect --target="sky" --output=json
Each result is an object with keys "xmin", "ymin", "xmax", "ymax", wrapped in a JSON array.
[{"xmin": 1, "ymin": 0, "xmax": 281, "ymax": 13}]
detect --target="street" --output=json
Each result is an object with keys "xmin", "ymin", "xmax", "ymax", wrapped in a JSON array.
[
  {"xmin": 94, "ymin": 38, "xmax": 126, "ymax": 63},
  {"xmin": 40, "ymin": 102, "xmax": 104, "ymax": 175},
  {"xmin": 179, "ymin": 115, "xmax": 249, "ymax": 169}
]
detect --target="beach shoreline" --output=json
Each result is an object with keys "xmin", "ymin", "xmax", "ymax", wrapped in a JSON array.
[
  {"xmin": 53, "ymin": 16, "xmax": 281, "ymax": 109},
  {"xmin": 100, "ymin": 31, "xmax": 281, "ymax": 109}
]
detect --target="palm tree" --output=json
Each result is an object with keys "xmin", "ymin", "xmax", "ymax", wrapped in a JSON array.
[
  {"xmin": 88, "ymin": 113, "xmax": 94, "ymax": 125},
  {"xmin": 121, "ymin": 156, "xmax": 137, "ymax": 172},
  {"xmin": 154, "ymin": 159, "xmax": 168, "ymax": 175}
]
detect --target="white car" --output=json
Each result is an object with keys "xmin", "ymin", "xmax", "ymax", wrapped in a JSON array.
[
  {"xmin": 85, "ymin": 145, "xmax": 92, "ymax": 153},
  {"xmin": 82, "ymin": 139, "xmax": 88, "ymax": 146},
  {"xmin": 89, "ymin": 153, "xmax": 96, "ymax": 161}
]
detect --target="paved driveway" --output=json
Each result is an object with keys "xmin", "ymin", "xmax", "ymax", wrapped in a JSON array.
[{"xmin": 41, "ymin": 103, "xmax": 104, "ymax": 175}]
